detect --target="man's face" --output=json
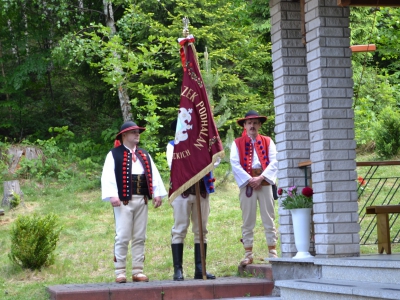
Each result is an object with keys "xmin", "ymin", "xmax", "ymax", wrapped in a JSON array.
[
  {"xmin": 243, "ymin": 119, "xmax": 261, "ymax": 137},
  {"xmin": 123, "ymin": 129, "xmax": 140, "ymax": 145}
]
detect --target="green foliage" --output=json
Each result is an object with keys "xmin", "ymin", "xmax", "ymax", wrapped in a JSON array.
[
  {"xmin": 0, "ymin": 0, "xmax": 400, "ymax": 160},
  {"xmin": 0, "ymin": 141, "xmax": 12, "ymax": 180},
  {"xmin": 9, "ymin": 213, "xmax": 62, "ymax": 270},
  {"xmin": 373, "ymin": 107, "xmax": 400, "ymax": 159},
  {"xmin": 353, "ymin": 66, "xmax": 399, "ymax": 147},
  {"xmin": 10, "ymin": 190, "xmax": 21, "ymax": 209},
  {"xmin": 13, "ymin": 127, "xmax": 102, "ymax": 184}
]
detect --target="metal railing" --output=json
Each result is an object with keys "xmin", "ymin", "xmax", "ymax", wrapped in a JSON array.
[
  {"xmin": 357, "ymin": 161, "xmax": 400, "ymax": 246},
  {"xmin": 298, "ymin": 160, "xmax": 400, "ymax": 247}
]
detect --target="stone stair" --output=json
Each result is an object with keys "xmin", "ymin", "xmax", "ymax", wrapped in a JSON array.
[
  {"xmin": 271, "ymin": 253, "xmax": 400, "ymax": 300},
  {"xmin": 47, "ymin": 264, "xmax": 276, "ymax": 300}
]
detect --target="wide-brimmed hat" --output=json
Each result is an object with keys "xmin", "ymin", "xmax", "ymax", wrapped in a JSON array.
[
  {"xmin": 116, "ymin": 121, "xmax": 146, "ymax": 141},
  {"xmin": 237, "ymin": 110, "xmax": 267, "ymax": 127}
]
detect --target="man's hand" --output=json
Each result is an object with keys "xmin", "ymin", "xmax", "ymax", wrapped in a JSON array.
[
  {"xmin": 153, "ymin": 196, "xmax": 162, "ymax": 208},
  {"xmin": 110, "ymin": 197, "xmax": 121, "ymax": 207},
  {"xmin": 249, "ymin": 176, "xmax": 264, "ymax": 190}
]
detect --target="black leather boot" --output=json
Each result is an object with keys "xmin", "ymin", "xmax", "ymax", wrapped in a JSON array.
[
  {"xmin": 171, "ymin": 244, "xmax": 184, "ymax": 281},
  {"xmin": 194, "ymin": 243, "xmax": 216, "ymax": 279}
]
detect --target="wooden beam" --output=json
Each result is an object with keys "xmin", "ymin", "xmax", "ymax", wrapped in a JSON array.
[
  {"xmin": 338, "ymin": 0, "xmax": 400, "ymax": 6},
  {"xmin": 350, "ymin": 44, "xmax": 376, "ymax": 52}
]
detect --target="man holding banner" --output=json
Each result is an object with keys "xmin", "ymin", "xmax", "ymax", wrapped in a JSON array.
[
  {"xmin": 167, "ymin": 123, "xmax": 219, "ymax": 280},
  {"xmin": 168, "ymin": 24, "xmax": 224, "ymax": 280}
]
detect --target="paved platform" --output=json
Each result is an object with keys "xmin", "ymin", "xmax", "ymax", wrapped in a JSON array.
[{"xmin": 47, "ymin": 265, "xmax": 275, "ymax": 300}]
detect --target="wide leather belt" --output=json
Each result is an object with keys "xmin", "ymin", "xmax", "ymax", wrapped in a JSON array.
[
  {"xmin": 251, "ymin": 168, "xmax": 270, "ymax": 186},
  {"xmin": 182, "ymin": 180, "xmax": 207, "ymax": 198},
  {"xmin": 132, "ymin": 174, "xmax": 149, "ymax": 195}
]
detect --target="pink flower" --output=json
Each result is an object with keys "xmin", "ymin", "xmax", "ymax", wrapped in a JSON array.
[{"xmin": 302, "ymin": 187, "xmax": 313, "ymax": 198}]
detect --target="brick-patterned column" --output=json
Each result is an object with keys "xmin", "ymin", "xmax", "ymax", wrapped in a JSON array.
[
  {"xmin": 305, "ymin": 0, "xmax": 359, "ymax": 257},
  {"xmin": 270, "ymin": 0, "xmax": 310, "ymax": 257}
]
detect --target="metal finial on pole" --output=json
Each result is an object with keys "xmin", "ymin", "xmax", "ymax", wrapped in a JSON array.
[
  {"xmin": 204, "ymin": 46, "xmax": 208, "ymax": 61},
  {"xmin": 182, "ymin": 17, "xmax": 190, "ymax": 37}
]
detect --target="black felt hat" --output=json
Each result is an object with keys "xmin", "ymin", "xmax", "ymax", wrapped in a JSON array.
[
  {"xmin": 237, "ymin": 110, "xmax": 267, "ymax": 127},
  {"xmin": 116, "ymin": 121, "xmax": 146, "ymax": 141}
]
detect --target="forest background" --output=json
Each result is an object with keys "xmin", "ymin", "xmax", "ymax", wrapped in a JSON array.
[
  {"xmin": 1, "ymin": 0, "xmax": 399, "ymax": 170},
  {"xmin": 0, "ymin": 1, "xmax": 400, "ymax": 299}
]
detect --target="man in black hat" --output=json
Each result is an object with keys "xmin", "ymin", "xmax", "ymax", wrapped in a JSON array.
[
  {"xmin": 101, "ymin": 121, "xmax": 167, "ymax": 283},
  {"xmin": 230, "ymin": 110, "xmax": 278, "ymax": 266}
]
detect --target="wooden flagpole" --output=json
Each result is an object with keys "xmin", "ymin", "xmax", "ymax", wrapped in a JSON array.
[
  {"xmin": 195, "ymin": 181, "xmax": 207, "ymax": 280},
  {"xmin": 182, "ymin": 17, "xmax": 207, "ymax": 280}
]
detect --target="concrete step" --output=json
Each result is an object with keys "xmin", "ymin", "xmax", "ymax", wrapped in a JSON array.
[
  {"xmin": 314, "ymin": 253, "xmax": 400, "ymax": 284},
  {"xmin": 275, "ymin": 278, "xmax": 400, "ymax": 300},
  {"xmin": 218, "ymin": 297, "xmax": 280, "ymax": 300},
  {"xmin": 47, "ymin": 277, "xmax": 274, "ymax": 300}
]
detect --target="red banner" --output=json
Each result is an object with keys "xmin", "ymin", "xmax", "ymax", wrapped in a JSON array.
[{"xmin": 168, "ymin": 36, "xmax": 225, "ymax": 203}]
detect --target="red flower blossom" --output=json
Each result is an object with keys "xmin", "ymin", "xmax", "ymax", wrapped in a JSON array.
[
  {"xmin": 357, "ymin": 176, "xmax": 366, "ymax": 186},
  {"xmin": 277, "ymin": 188, "xmax": 283, "ymax": 195},
  {"xmin": 302, "ymin": 187, "xmax": 313, "ymax": 198}
]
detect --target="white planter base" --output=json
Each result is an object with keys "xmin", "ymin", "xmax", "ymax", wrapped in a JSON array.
[
  {"xmin": 290, "ymin": 208, "xmax": 314, "ymax": 260},
  {"xmin": 292, "ymin": 251, "xmax": 313, "ymax": 259}
]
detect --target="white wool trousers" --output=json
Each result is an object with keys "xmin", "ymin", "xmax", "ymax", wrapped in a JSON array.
[
  {"xmin": 113, "ymin": 195, "xmax": 148, "ymax": 276},
  {"xmin": 239, "ymin": 185, "xmax": 277, "ymax": 248},
  {"xmin": 171, "ymin": 193, "xmax": 210, "ymax": 244}
]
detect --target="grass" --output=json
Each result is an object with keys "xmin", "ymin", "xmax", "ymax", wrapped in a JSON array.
[
  {"xmin": 0, "ymin": 155, "xmax": 399, "ymax": 299},
  {"xmin": 0, "ymin": 164, "xmax": 278, "ymax": 300}
]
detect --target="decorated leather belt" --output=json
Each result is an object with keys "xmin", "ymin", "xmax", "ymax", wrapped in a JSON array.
[
  {"xmin": 132, "ymin": 174, "xmax": 149, "ymax": 196},
  {"xmin": 251, "ymin": 168, "xmax": 270, "ymax": 186},
  {"xmin": 182, "ymin": 180, "xmax": 207, "ymax": 198}
]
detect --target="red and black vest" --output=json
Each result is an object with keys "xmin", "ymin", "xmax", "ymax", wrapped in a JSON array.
[
  {"xmin": 234, "ymin": 134, "xmax": 271, "ymax": 176},
  {"xmin": 111, "ymin": 145, "xmax": 154, "ymax": 201}
]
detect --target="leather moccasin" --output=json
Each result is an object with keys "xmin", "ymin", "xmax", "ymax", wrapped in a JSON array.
[
  {"xmin": 240, "ymin": 252, "xmax": 253, "ymax": 266},
  {"xmin": 132, "ymin": 273, "xmax": 149, "ymax": 282},
  {"xmin": 115, "ymin": 275, "xmax": 127, "ymax": 283},
  {"xmin": 268, "ymin": 249, "xmax": 278, "ymax": 258}
]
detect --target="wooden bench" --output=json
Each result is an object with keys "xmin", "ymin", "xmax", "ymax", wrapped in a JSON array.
[{"xmin": 366, "ymin": 205, "xmax": 400, "ymax": 254}]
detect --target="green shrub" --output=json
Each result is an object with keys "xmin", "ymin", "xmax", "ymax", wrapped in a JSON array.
[
  {"xmin": 9, "ymin": 213, "xmax": 62, "ymax": 270},
  {"xmin": 10, "ymin": 190, "xmax": 21, "ymax": 209},
  {"xmin": 373, "ymin": 107, "xmax": 400, "ymax": 159}
]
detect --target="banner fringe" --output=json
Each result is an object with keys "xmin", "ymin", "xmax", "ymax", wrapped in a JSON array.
[{"xmin": 168, "ymin": 150, "xmax": 225, "ymax": 204}]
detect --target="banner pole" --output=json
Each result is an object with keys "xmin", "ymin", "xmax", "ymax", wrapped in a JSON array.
[{"xmin": 195, "ymin": 181, "xmax": 207, "ymax": 280}]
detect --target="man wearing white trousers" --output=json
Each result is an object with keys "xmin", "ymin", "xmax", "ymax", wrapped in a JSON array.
[
  {"xmin": 230, "ymin": 110, "xmax": 279, "ymax": 266},
  {"xmin": 102, "ymin": 121, "xmax": 167, "ymax": 283},
  {"xmin": 166, "ymin": 120, "xmax": 218, "ymax": 281}
]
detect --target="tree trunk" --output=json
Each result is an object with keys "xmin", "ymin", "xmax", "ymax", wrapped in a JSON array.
[
  {"xmin": 2, "ymin": 180, "xmax": 23, "ymax": 208},
  {"xmin": 103, "ymin": 1, "xmax": 132, "ymax": 122},
  {"xmin": 7, "ymin": 145, "xmax": 43, "ymax": 174}
]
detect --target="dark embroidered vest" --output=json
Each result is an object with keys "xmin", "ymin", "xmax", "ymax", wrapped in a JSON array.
[
  {"xmin": 111, "ymin": 145, "xmax": 154, "ymax": 202},
  {"xmin": 234, "ymin": 135, "xmax": 271, "ymax": 176}
]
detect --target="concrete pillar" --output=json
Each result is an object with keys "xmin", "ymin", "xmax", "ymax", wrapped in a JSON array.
[
  {"xmin": 305, "ymin": 0, "xmax": 359, "ymax": 257},
  {"xmin": 270, "ymin": 0, "xmax": 310, "ymax": 257}
]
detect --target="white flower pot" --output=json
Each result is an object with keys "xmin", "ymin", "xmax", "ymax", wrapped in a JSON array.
[{"xmin": 290, "ymin": 208, "xmax": 314, "ymax": 259}]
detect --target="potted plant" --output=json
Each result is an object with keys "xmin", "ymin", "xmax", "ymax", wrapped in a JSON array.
[{"xmin": 278, "ymin": 186, "xmax": 314, "ymax": 259}]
